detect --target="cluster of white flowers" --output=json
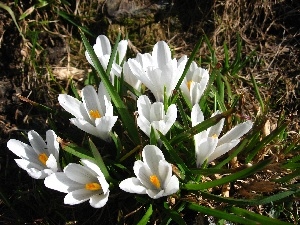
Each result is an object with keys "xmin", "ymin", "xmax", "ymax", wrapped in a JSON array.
[{"xmin": 7, "ymin": 35, "xmax": 253, "ymax": 209}]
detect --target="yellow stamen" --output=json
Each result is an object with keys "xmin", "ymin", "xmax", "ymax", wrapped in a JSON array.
[
  {"xmin": 89, "ymin": 110, "xmax": 101, "ymax": 119},
  {"xmin": 38, "ymin": 153, "xmax": 48, "ymax": 165},
  {"xmin": 212, "ymin": 134, "xmax": 218, "ymax": 138},
  {"xmin": 85, "ymin": 182, "xmax": 101, "ymax": 191},
  {"xmin": 150, "ymin": 175, "xmax": 161, "ymax": 189},
  {"xmin": 187, "ymin": 80, "xmax": 193, "ymax": 91}
]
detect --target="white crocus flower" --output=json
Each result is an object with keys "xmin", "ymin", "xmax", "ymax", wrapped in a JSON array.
[
  {"xmin": 180, "ymin": 61, "xmax": 209, "ymax": 106},
  {"xmin": 85, "ymin": 35, "xmax": 128, "ymax": 81},
  {"xmin": 7, "ymin": 130, "xmax": 60, "ymax": 179},
  {"xmin": 191, "ymin": 104, "xmax": 253, "ymax": 167},
  {"xmin": 119, "ymin": 145, "xmax": 179, "ymax": 199},
  {"xmin": 137, "ymin": 95, "xmax": 177, "ymax": 139},
  {"xmin": 127, "ymin": 41, "xmax": 187, "ymax": 102},
  {"xmin": 44, "ymin": 159, "xmax": 109, "ymax": 208},
  {"xmin": 58, "ymin": 82, "xmax": 118, "ymax": 141}
]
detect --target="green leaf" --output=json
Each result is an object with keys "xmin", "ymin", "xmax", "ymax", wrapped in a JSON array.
[
  {"xmin": 88, "ymin": 138, "xmax": 111, "ymax": 181},
  {"xmin": 60, "ymin": 140, "xmax": 94, "ymax": 161},
  {"xmin": 137, "ymin": 204, "xmax": 152, "ymax": 225},
  {"xmin": 183, "ymin": 157, "xmax": 273, "ymax": 190},
  {"xmin": 80, "ymin": 30, "xmax": 140, "ymax": 145},
  {"xmin": 187, "ymin": 203, "xmax": 257, "ymax": 225},
  {"xmin": 230, "ymin": 206, "xmax": 293, "ymax": 225}
]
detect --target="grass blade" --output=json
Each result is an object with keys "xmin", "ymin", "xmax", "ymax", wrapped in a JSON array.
[{"xmin": 137, "ymin": 204, "xmax": 153, "ymax": 225}]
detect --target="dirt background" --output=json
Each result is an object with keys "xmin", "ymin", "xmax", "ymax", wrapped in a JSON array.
[{"xmin": 0, "ymin": 0, "xmax": 299, "ymax": 224}]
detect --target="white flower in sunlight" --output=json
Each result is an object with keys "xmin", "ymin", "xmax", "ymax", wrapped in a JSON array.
[
  {"xmin": 44, "ymin": 159, "xmax": 109, "ymax": 208},
  {"xmin": 127, "ymin": 41, "xmax": 187, "ymax": 102},
  {"xmin": 58, "ymin": 82, "xmax": 117, "ymax": 141},
  {"xmin": 7, "ymin": 130, "xmax": 60, "ymax": 179},
  {"xmin": 85, "ymin": 35, "xmax": 128, "ymax": 81},
  {"xmin": 119, "ymin": 145, "xmax": 179, "ymax": 199},
  {"xmin": 180, "ymin": 61, "xmax": 209, "ymax": 106},
  {"xmin": 137, "ymin": 95, "xmax": 177, "ymax": 139},
  {"xmin": 191, "ymin": 104, "xmax": 253, "ymax": 167}
]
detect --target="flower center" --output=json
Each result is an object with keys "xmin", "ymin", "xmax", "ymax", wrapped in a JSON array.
[
  {"xmin": 89, "ymin": 110, "xmax": 101, "ymax": 119},
  {"xmin": 85, "ymin": 182, "xmax": 101, "ymax": 191},
  {"xmin": 212, "ymin": 134, "xmax": 218, "ymax": 138},
  {"xmin": 150, "ymin": 175, "xmax": 161, "ymax": 189},
  {"xmin": 187, "ymin": 80, "xmax": 193, "ymax": 91},
  {"xmin": 38, "ymin": 153, "xmax": 48, "ymax": 165}
]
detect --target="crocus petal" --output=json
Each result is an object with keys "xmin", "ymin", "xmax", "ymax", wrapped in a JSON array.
[
  {"xmin": 152, "ymin": 41, "xmax": 171, "ymax": 68},
  {"xmin": 207, "ymin": 139, "xmax": 240, "ymax": 163},
  {"xmin": 134, "ymin": 161, "xmax": 153, "ymax": 189},
  {"xmin": 147, "ymin": 189, "xmax": 164, "ymax": 199},
  {"xmin": 142, "ymin": 145, "xmax": 165, "ymax": 174},
  {"xmin": 64, "ymin": 163, "xmax": 97, "ymax": 184},
  {"xmin": 165, "ymin": 104, "xmax": 177, "ymax": 129},
  {"xmin": 150, "ymin": 102, "xmax": 164, "ymax": 121},
  {"xmin": 137, "ymin": 116, "xmax": 151, "ymax": 137},
  {"xmin": 14, "ymin": 159, "xmax": 44, "ymax": 173},
  {"xmin": 82, "ymin": 85, "xmax": 103, "ymax": 120},
  {"xmin": 123, "ymin": 61, "xmax": 141, "ymax": 91},
  {"xmin": 119, "ymin": 177, "xmax": 147, "ymax": 194},
  {"xmin": 58, "ymin": 94, "xmax": 84, "ymax": 119},
  {"xmin": 89, "ymin": 191, "xmax": 110, "ymax": 208},
  {"xmin": 164, "ymin": 175, "xmax": 179, "ymax": 196},
  {"xmin": 158, "ymin": 160, "xmax": 172, "ymax": 187},
  {"xmin": 7, "ymin": 139, "xmax": 37, "ymax": 161},
  {"xmin": 218, "ymin": 120, "xmax": 253, "ymax": 146},
  {"xmin": 95, "ymin": 35, "xmax": 111, "ymax": 56},
  {"xmin": 46, "ymin": 130, "xmax": 59, "ymax": 160},
  {"xmin": 117, "ymin": 40, "xmax": 128, "ymax": 63},
  {"xmin": 70, "ymin": 118, "xmax": 100, "ymax": 137},
  {"xmin": 95, "ymin": 116, "xmax": 118, "ymax": 141},
  {"xmin": 44, "ymin": 172, "xmax": 83, "ymax": 193},
  {"xmin": 137, "ymin": 95, "xmax": 152, "ymax": 121},
  {"xmin": 45, "ymin": 154, "xmax": 58, "ymax": 172},
  {"xmin": 191, "ymin": 104, "xmax": 204, "ymax": 127},
  {"xmin": 64, "ymin": 189, "xmax": 94, "ymax": 205},
  {"xmin": 28, "ymin": 130, "xmax": 47, "ymax": 155},
  {"xmin": 195, "ymin": 137, "xmax": 218, "ymax": 167},
  {"xmin": 81, "ymin": 159, "xmax": 102, "ymax": 178}
]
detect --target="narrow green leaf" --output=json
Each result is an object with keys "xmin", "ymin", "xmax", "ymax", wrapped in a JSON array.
[
  {"xmin": 137, "ymin": 204, "xmax": 153, "ymax": 225},
  {"xmin": 250, "ymin": 73, "xmax": 265, "ymax": 113},
  {"xmin": 88, "ymin": 138, "xmax": 111, "ymax": 181},
  {"xmin": 230, "ymin": 206, "xmax": 293, "ymax": 225},
  {"xmin": 111, "ymin": 132, "xmax": 122, "ymax": 160},
  {"xmin": 161, "ymin": 203, "xmax": 186, "ymax": 225},
  {"xmin": 187, "ymin": 203, "xmax": 257, "ymax": 225},
  {"xmin": 60, "ymin": 141, "xmax": 94, "ymax": 161},
  {"xmin": 183, "ymin": 157, "xmax": 273, "ymax": 190},
  {"xmin": 80, "ymin": 30, "xmax": 140, "ymax": 145}
]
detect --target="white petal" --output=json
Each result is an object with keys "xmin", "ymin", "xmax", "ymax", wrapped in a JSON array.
[
  {"xmin": 152, "ymin": 41, "xmax": 171, "ymax": 68},
  {"xmin": 44, "ymin": 172, "xmax": 82, "ymax": 193},
  {"xmin": 137, "ymin": 95, "xmax": 152, "ymax": 121},
  {"xmin": 64, "ymin": 189, "xmax": 94, "ymax": 205},
  {"xmin": 146, "ymin": 189, "xmax": 163, "ymax": 199},
  {"xmin": 14, "ymin": 158, "xmax": 44, "ymax": 171},
  {"xmin": 28, "ymin": 130, "xmax": 48, "ymax": 155},
  {"xmin": 117, "ymin": 40, "xmax": 128, "ymax": 63},
  {"xmin": 142, "ymin": 145, "xmax": 165, "ymax": 174},
  {"xmin": 208, "ymin": 118, "xmax": 225, "ymax": 138},
  {"xmin": 97, "ymin": 82, "xmax": 111, "ymax": 110},
  {"xmin": 133, "ymin": 160, "xmax": 153, "ymax": 189},
  {"xmin": 89, "ymin": 191, "xmax": 110, "ymax": 208},
  {"xmin": 81, "ymin": 159, "xmax": 102, "ymax": 177},
  {"xmin": 191, "ymin": 104, "xmax": 204, "ymax": 127},
  {"xmin": 150, "ymin": 102, "xmax": 164, "ymax": 121},
  {"xmin": 45, "ymin": 154, "xmax": 59, "ymax": 172},
  {"xmin": 7, "ymin": 139, "xmax": 37, "ymax": 161},
  {"xmin": 123, "ymin": 61, "xmax": 141, "ymax": 91},
  {"xmin": 26, "ymin": 168, "xmax": 53, "ymax": 179},
  {"xmin": 95, "ymin": 35, "xmax": 111, "ymax": 56},
  {"xmin": 46, "ymin": 130, "xmax": 59, "ymax": 160},
  {"xmin": 119, "ymin": 177, "xmax": 147, "ymax": 194},
  {"xmin": 208, "ymin": 139, "xmax": 240, "ymax": 162},
  {"xmin": 82, "ymin": 85, "xmax": 103, "ymax": 120},
  {"xmin": 58, "ymin": 94, "xmax": 84, "ymax": 119},
  {"xmin": 64, "ymin": 163, "xmax": 97, "ymax": 184},
  {"xmin": 158, "ymin": 160, "xmax": 172, "ymax": 187},
  {"xmin": 218, "ymin": 120, "xmax": 253, "ymax": 146},
  {"xmin": 164, "ymin": 104, "xmax": 177, "ymax": 130},
  {"xmin": 195, "ymin": 137, "xmax": 218, "ymax": 167},
  {"xmin": 137, "ymin": 116, "xmax": 151, "ymax": 137},
  {"xmin": 70, "ymin": 118, "xmax": 100, "ymax": 137},
  {"xmin": 151, "ymin": 121, "xmax": 167, "ymax": 135},
  {"xmin": 164, "ymin": 175, "xmax": 179, "ymax": 196},
  {"xmin": 95, "ymin": 116, "xmax": 118, "ymax": 141}
]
